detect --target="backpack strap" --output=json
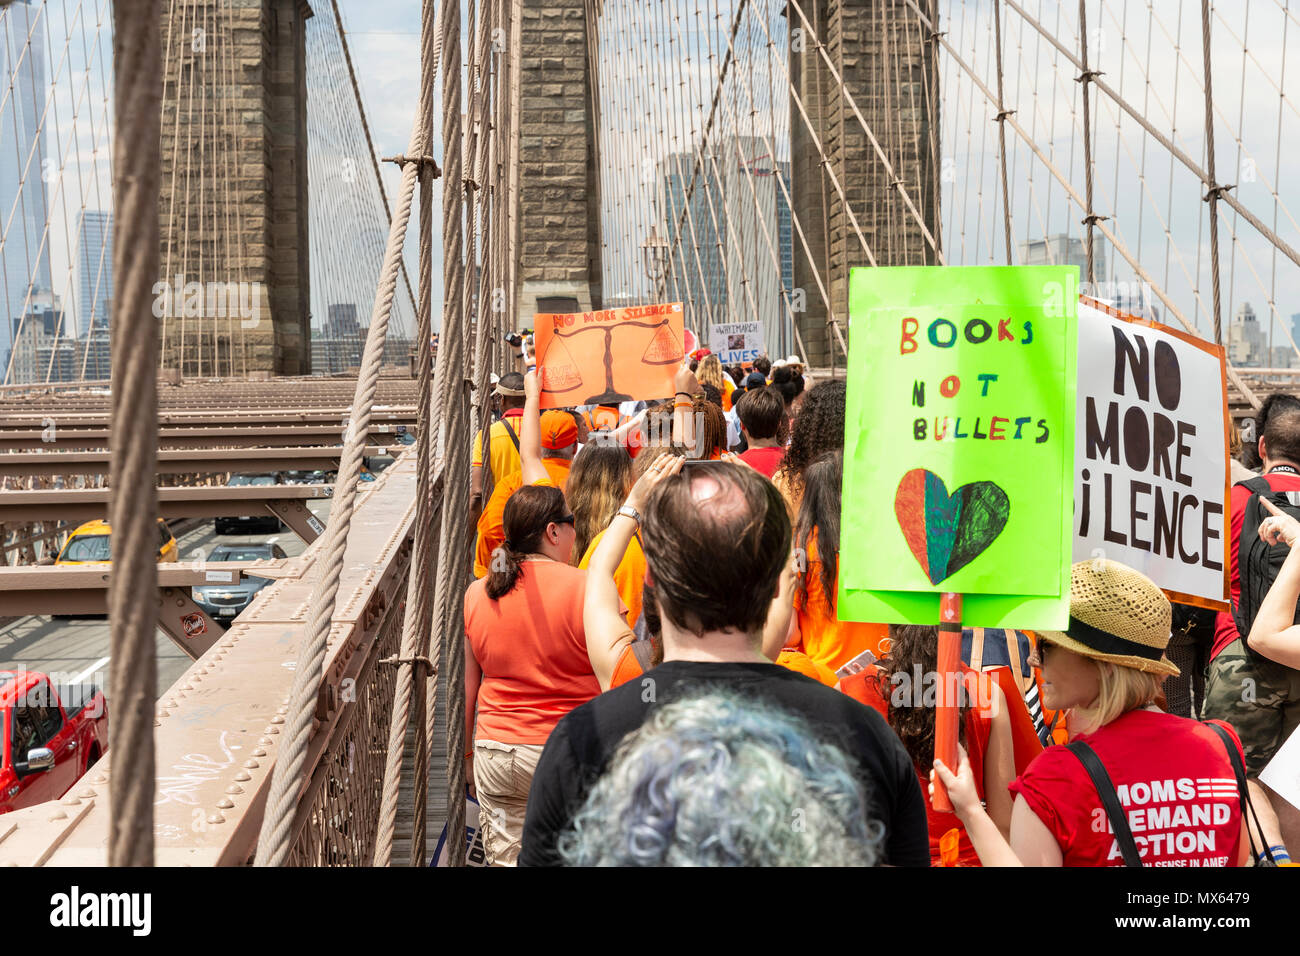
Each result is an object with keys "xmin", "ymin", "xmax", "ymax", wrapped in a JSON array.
[
  {"xmin": 629, "ymin": 638, "xmax": 655, "ymax": 673},
  {"xmin": 1066, "ymin": 740, "xmax": 1144, "ymax": 867},
  {"xmin": 1202, "ymin": 721, "xmax": 1276, "ymax": 865},
  {"xmin": 1235, "ymin": 475, "xmax": 1273, "ymax": 494}
]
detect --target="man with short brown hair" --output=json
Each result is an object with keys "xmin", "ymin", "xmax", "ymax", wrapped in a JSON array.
[{"xmin": 520, "ymin": 459, "xmax": 930, "ymax": 866}]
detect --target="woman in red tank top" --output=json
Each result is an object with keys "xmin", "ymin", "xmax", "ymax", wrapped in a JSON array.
[{"xmin": 841, "ymin": 624, "xmax": 1017, "ymax": 866}]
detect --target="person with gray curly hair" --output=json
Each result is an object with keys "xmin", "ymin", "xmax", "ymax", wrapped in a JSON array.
[{"xmin": 557, "ymin": 690, "xmax": 885, "ymax": 866}]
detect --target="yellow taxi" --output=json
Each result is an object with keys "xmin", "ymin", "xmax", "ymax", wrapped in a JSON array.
[{"xmin": 56, "ymin": 518, "xmax": 180, "ymax": 565}]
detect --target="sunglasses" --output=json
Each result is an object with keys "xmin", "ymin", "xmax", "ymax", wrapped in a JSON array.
[{"xmin": 554, "ymin": 513, "xmax": 576, "ymax": 527}]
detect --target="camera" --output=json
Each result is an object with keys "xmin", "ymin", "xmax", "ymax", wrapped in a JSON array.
[{"xmin": 503, "ymin": 328, "xmax": 533, "ymax": 348}]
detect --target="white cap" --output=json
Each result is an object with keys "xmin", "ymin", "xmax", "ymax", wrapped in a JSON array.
[
  {"xmin": 786, "ymin": 354, "xmax": 802, "ymax": 365},
  {"xmin": 771, "ymin": 359, "xmax": 788, "ymax": 369}
]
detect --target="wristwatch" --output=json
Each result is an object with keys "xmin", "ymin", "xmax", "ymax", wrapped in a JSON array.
[{"xmin": 616, "ymin": 504, "xmax": 641, "ymax": 525}]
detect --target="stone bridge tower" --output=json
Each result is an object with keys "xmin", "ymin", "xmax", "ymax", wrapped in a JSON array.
[
  {"xmin": 158, "ymin": 0, "xmax": 312, "ymax": 376},
  {"xmin": 790, "ymin": 0, "xmax": 941, "ymax": 367},
  {"xmin": 515, "ymin": 0, "xmax": 603, "ymax": 326}
]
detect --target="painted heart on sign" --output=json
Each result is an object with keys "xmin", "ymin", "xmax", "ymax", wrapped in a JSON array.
[{"xmin": 894, "ymin": 469, "xmax": 1010, "ymax": 585}]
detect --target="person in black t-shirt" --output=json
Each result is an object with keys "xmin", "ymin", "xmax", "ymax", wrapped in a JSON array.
[
  {"xmin": 556, "ymin": 688, "xmax": 887, "ymax": 866},
  {"xmin": 519, "ymin": 455, "xmax": 930, "ymax": 866}
]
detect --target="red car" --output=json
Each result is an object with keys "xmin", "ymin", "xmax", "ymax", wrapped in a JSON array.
[{"xmin": 1, "ymin": 671, "xmax": 108, "ymax": 813}]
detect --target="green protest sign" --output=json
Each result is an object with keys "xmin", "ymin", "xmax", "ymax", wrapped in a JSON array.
[{"xmin": 837, "ymin": 265, "xmax": 1077, "ymax": 629}]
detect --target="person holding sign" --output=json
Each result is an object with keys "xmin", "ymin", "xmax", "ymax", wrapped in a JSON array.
[
  {"xmin": 473, "ymin": 373, "xmax": 578, "ymax": 578},
  {"xmin": 931, "ymin": 559, "xmax": 1252, "ymax": 867},
  {"xmin": 840, "ymin": 622, "xmax": 1017, "ymax": 866}
]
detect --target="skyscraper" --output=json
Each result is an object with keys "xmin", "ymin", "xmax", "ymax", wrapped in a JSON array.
[
  {"xmin": 1019, "ymin": 234, "xmax": 1107, "ymax": 286},
  {"xmin": 76, "ymin": 210, "xmax": 113, "ymax": 337},
  {"xmin": 658, "ymin": 137, "xmax": 796, "ymax": 356},
  {"xmin": 0, "ymin": 0, "xmax": 53, "ymax": 363}
]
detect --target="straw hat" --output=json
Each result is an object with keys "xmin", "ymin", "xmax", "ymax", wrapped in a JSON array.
[{"xmin": 1037, "ymin": 559, "xmax": 1179, "ymax": 677}]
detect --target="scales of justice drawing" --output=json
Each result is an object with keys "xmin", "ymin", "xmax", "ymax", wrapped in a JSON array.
[{"xmin": 537, "ymin": 305, "xmax": 685, "ymax": 405}]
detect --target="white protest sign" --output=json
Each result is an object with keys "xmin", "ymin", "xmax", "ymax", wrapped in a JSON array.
[
  {"xmin": 1261, "ymin": 723, "xmax": 1300, "ymax": 813},
  {"xmin": 1073, "ymin": 297, "xmax": 1230, "ymax": 609},
  {"xmin": 708, "ymin": 321, "xmax": 765, "ymax": 365}
]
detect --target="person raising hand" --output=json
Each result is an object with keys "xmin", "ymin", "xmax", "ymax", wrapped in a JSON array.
[{"xmin": 473, "ymin": 369, "xmax": 578, "ymax": 577}]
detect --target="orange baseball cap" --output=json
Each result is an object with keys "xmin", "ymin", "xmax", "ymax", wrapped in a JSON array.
[{"xmin": 540, "ymin": 410, "xmax": 578, "ymax": 449}]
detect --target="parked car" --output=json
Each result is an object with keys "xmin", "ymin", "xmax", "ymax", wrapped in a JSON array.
[
  {"xmin": 191, "ymin": 542, "xmax": 287, "ymax": 620},
  {"xmin": 361, "ymin": 455, "xmax": 396, "ymax": 480},
  {"xmin": 1, "ymin": 671, "xmax": 108, "ymax": 814},
  {"xmin": 56, "ymin": 518, "xmax": 178, "ymax": 565},
  {"xmin": 215, "ymin": 473, "xmax": 283, "ymax": 535},
  {"xmin": 281, "ymin": 470, "xmax": 328, "ymax": 485}
]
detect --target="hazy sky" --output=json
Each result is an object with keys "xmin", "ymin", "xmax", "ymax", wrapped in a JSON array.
[
  {"xmin": 338, "ymin": 0, "xmax": 1300, "ymax": 347},
  {"xmin": 10, "ymin": 0, "xmax": 1299, "ymax": 348}
]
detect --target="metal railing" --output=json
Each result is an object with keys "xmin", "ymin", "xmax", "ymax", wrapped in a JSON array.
[{"xmin": 0, "ymin": 449, "xmax": 443, "ymax": 866}]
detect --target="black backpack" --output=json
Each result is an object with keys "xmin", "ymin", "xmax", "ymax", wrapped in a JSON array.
[{"xmin": 1232, "ymin": 474, "xmax": 1300, "ymax": 650}]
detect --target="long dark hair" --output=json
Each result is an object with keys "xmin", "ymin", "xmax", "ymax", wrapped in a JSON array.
[
  {"xmin": 486, "ymin": 484, "xmax": 569, "ymax": 599},
  {"xmin": 775, "ymin": 379, "xmax": 845, "ymax": 497},
  {"xmin": 872, "ymin": 624, "xmax": 971, "ymax": 773},
  {"xmin": 795, "ymin": 450, "xmax": 842, "ymax": 616}
]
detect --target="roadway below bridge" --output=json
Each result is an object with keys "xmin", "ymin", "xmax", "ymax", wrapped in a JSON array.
[{"xmin": 0, "ymin": 497, "xmax": 332, "ymax": 700}]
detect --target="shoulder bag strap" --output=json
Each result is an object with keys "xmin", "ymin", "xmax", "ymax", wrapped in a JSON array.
[
  {"xmin": 502, "ymin": 418, "xmax": 521, "ymax": 453},
  {"xmin": 1203, "ymin": 721, "xmax": 1276, "ymax": 865},
  {"xmin": 1066, "ymin": 740, "xmax": 1144, "ymax": 867}
]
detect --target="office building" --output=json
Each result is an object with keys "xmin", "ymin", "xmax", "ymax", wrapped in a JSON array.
[
  {"xmin": 0, "ymin": 1, "xmax": 53, "ymax": 361},
  {"xmin": 76, "ymin": 210, "xmax": 113, "ymax": 337}
]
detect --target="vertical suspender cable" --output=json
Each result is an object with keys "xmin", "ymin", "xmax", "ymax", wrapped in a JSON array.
[
  {"xmin": 993, "ymin": 0, "xmax": 1013, "ymax": 264},
  {"xmin": 433, "ymin": 0, "xmax": 470, "ymax": 867},
  {"xmin": 1077, "ymin": 0, "xmax": 1098, "ymax": 288},
  {"xmin": 372, "ymin": 0, "xmax": 440, "ymax": 869},
  {"xmin": 107, "ymin": 0, "xmax": 160, "ymax": 868},
  {"xmin": 1200, "ymin": 0, "xmax": 1226, "ymax": 344}
]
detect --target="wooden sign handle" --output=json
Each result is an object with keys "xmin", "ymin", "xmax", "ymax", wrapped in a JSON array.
[{"xmin": 931, "ymin": 591, "xmax": 963, "ymax": 814}]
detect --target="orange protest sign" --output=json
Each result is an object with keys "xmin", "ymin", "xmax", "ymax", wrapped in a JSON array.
[{"xmin": 534, "ymin": 302, "xmax": 685, "ymax": 408}]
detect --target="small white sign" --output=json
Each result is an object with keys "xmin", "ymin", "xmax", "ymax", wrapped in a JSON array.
[
  {"xmin": 708, "ymin": 321, "xmax": 765, "ymax": 366},
  {"xmin": 205, "ymin": 571, "xmax": 234, "ymax": 583},
  {"xmin": 1261, "ymin": 724, "xmax": 1300, "ymax": 813},
  {"xmin": 307, "ymin": 515, "xmax": 325, "ymax": 535}
]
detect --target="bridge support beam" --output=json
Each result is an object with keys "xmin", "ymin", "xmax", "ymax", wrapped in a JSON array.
[
  {"xmin": 790, "ymin": 0, "xmax": 941, "ymax": 367},
  {"xmin": 514, "ymin": 0, "xmax": 603, "ymax": 326}
]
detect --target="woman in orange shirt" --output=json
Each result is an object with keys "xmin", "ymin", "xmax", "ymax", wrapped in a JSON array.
[
  {"xmin": 792, "ymin": 449, "xmax": 889, "ymax": 672},
  {"xmin": 463, "ymin": 484, "xmax": 598, "ymax": 866},
  {"xmin": 840, "ymin": 623, "xmax": 1017, "ymax": 866}
]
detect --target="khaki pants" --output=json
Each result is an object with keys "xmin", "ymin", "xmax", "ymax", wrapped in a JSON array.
[{"xmin": 473, "ymin": 739, "xmax": 545, "ymax": 867}]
